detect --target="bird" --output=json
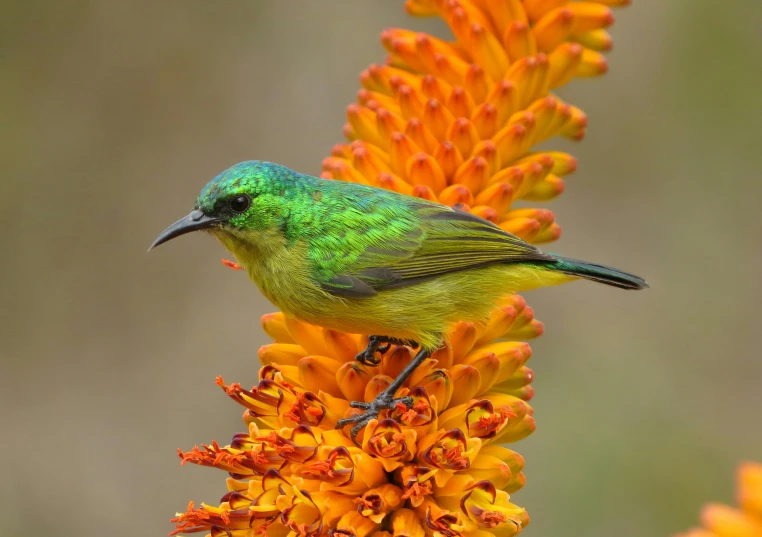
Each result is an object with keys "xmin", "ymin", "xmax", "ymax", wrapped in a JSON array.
[{"xmin": 151, "ymin": 160, "xmax": 647, "ymax": 441}]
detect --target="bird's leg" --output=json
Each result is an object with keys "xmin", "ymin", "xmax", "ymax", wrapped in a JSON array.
[
  {"xmin": 337, "ymin": 346, "xmax": 432, "ymax": 444},
  {"xmin": 356, "ymin": 336, "xmax": 419, "ymax": 366}
]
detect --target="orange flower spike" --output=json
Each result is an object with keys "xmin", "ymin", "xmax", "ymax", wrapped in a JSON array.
[
  {"xmin": 298, "ymin": 356, "xmax": 344, "ymax": 399},
  {"xmin": 492, "ymin": 123, "xmax": 527, "ymax": 167},
  {"xmin": 473, "ymin": 305, "xmax": 518, "ymax": 346},
  {"xmin": 471, "ymin": 140, "xmax": 501, "ymax": 177},
  {"xmin": 471, "ymin": 102, "xmax": 500, "ymax": 140},
  {"xmin": 376, "ymin": 108, "xmax": 407, "ymax": 143},
  {"xmin": 738, "ymin": 462, "xmax": 762, "ymax": 517},
  {"xmin": 566, "ymin": 2, "xmax": 615, "ymax": 35},
  {"xmin": 421, "ymin": 75, "xmax": 450, "ymax": 105},
  {"xmin": 533, "ymin": 7, "xmax": 576, "ymax": 52},
  {"xmin": 522, "ymin": 0, "xmax": 566, "ymax": 23},
  {"xmin": 457, "ymin": 481, "xmax": 526, "ymax": 535},
  {"xmin": 261, "ymin": 312, "xmax": 296, "ymax": 344},
  {"xmin": 474, "ymin": 182, "xmax": 514, "ymax": 215},
  {"xmin": 577, "ymin": 48, "xmax": 609, "ymax": 77},
  {"xmin": 701, "ymin": 504, "xmax": 762, "ymax": 537},
  {"xmin": 433, "ymin": 142, "xmax": 464, "ymax": 182},
  {"xmin": 389, "ymin": 132, "xmax": 422, "ymax": 178},
  {"xmin": 417, "ymin": 369, "xmax": 453, "ymax": 412},
  {"xmin": 283, "ymin": 316, "xmax": 332, "ymax": 356},
  {"xmin": 337, "ymin": 511, "xmax": 381, "ymax": 537},
  {"xmin": 448, "ymin": 364, "xmax": 481, "ymax": 408},
  {"xmin": 447, "ymin": 118, "xmax": 479, "ymax": 159},
  {"xmin": 405, "ymin": 118, "xmax": 439, "ymax": 153},
  {"xmin": 418, "ymin": 500, "xmax": 466, "ymax": 537},
  {"xmin": 406, "ymin": 153, "xmax": 447, "ymax": 193},
  {"xmin": 397, "ymin": 84, "xmax": 426, "ymax": 121},
  {"xmin": 423, "ymin": 99, "xmax": 455, "ymax": 141},
  {"xmin": 412, "ymin": 184, "xmax": 437, "ymax": 202},
  {"xmin": 453, "ymin": 156, "xmax": 490, "ymax": 194},
  {"xmin": 503, "ymin": 21, "xmax": 537, "ymax": 63},
  {"xmin": 362, "ymin": 419, "xmax": 418, "ymax": 472},
  {"xmin": 439, "ymin": 184, "xmax": 474, "ymax": 207},
  {"xmin": 377, "ymin": 172, "xmax": 415, "ymax": 196},
  {"xmin": 677, "ymin": 461, "xmax": 762, "ymax": 537},
  {"xmin": 548, "ymin": 42, "xmax": 584, "ymax": 88},
  {"xmin": 464, "ymin": 64, "xmax": 489, "ymax": 104},
  {"xmin": 365, "ymin": 374, "xmax": 394, "ymax": 403},
  {"xmin": 575, "ymin": 28, "xmax": 615, "ymax": 52},
  {"xmin": 448, "ymin": 321, "xmax": 478, "ymax": 364},
  {"xmin": 355, "ymin": 484, "xmax": 406, "ymax": 523},
  {"xmin": 484, "ymin": 80, "xmax": 519, "ymax": 127},
  {"xmin": 446, "ymin": 87, "xmax": 475, "ymax": 120},
  {"xmin": 467, "ymin": 23, "xmax": 510, "ymax": 81},
  {"xmin": 326, "ymin": 158, "xmax": 372, "ymax": 185},
  {"xmin": 322, "ymin": 328, "xmax": 361, "ymax": 363},
  {"xmin": 347, "ymin": 104, "xmax": 386, "ymax": 148},
  {"xmin": 390, "ymin": 508, "xmax": 427, "ymax": 537}
]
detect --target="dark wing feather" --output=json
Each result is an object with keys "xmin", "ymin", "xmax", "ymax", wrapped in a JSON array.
[{"xmin": 319, "ymin": 202, "xmax": 554, "ymax": 297}]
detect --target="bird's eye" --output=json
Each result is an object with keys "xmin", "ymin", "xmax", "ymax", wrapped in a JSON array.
[{"xmin": 230, "ymin": 195, "xmax": 252, "ymax": 213}]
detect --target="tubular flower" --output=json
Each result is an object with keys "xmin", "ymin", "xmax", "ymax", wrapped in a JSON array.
[
  {"xmin": 172, "ymin": 1, "xmax": 628, "ymax": 536},
  {"xmin": 676, "ymin": 462, "xmax": 762, "ymax": 537}
]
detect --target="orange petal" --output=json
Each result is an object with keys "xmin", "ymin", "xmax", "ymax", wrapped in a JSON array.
[
  {"xmin": 548, "ymin": 42, "xmax": 584, "ymax": 88},
  {"xmin": 567, "ymin": 2, "xmax": 614, "ymax": 34},
  {"xmin": 533, "ymin": 7, "xmax": 576, "ymax": 52},
  {"xmin": 258, "ymin": 343, "xmax": 307, "ymax": 367},
  {"xmin": 472, "ymin": 140, "xmax": 501, "ymax": 176},
  {"xmin": 467, "ymin": 23, "xmax": 510, "ymax": 81},
  {"xmin": 574, "ymin": 28, "xmax": 614, "ymax": 51},
  {"xmin": 439, "ymin": 184, "xmax": 474, "ymax": 207},
  {"xmin": 298, "ymin": 356, "xmax": 343, "ymax": 398},
  {"xmin": 453, "ymin": 157, "xmax": 490, "ymax": 193},
  {"xmin": 485, "ymin": 80, "xmax": 519, "ymax": 126},
  {"xmin": 376, "ymin": 107, "xmax": 407, "ymax": 143},
  {"xmin": 377, "ymin": 171, "xmax": 414, "ymax": 195},
  {"xmin": 447, "ymin": 117, "xmax": 479, "ymax": 158},
  {"xmin": 405, "ymin": 117, "xmax": 439, "ymax": 153},
  {"xmin": 464, "ymin": 63, "xmax": 490, "ymax": 104},
  {"xmin": 449, "ymin": 364, "xmax": 482, "ymax": 407},
  {"xmin": 576, "ymin": 48, "xmax": 609, "ymax": 77},
  {"xmin": 389, "ymin": 131, "xmax": 422, "ymax": 178},
  {"xmin": 471, "ymin": 102, "xmax": 500, "ymax": 140},
  {"xmin": 447, "ymin": 86, "xmax": 475, "ymax": 119},
  {"xmin": 261, "ymin": 312, "xmax": 296, "ymax": 344},
  {"xmin": 433, "ymin": 141, "xmax": 464, "ymax": 182},
  {"xmin": 503, "ymin": 21, "xmax": 537, "ymax": 62},
  {"xmin": 474, "ymin": 182, "xmax": 514, "ymax": 214},
  {"xmin": 407, "ymin": 152, "xmax": 448, "ymax": 193}
]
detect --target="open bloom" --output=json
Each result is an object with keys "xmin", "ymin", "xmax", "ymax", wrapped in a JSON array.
[
  {"xmin": 172, "ymin": 1, "xmax": 628, "ymax": 535},
  {"xmin": 676, "ymin": 462, "xmax": 762, "ymax": 537}
]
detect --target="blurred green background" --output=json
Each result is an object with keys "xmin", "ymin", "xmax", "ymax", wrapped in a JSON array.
[{"xmin": 2, "ymin": 1, "xmax": 761, "ymax": 536}]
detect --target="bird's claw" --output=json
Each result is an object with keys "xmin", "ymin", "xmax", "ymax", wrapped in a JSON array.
[
  {"xmin": 355, "ymin": 336, "xmax": 419, "ymax": 366},
  {"xmin": 336, "ymin": 394, "xmax": 414, "ymax": 445}
]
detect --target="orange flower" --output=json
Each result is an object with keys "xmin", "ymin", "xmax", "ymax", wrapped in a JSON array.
[
  {"xmin": 676, "ymin": 462, "xmax": 762, "ymax": 537},
  {"xmin": 171, "ymin": 1, "xmax": 630, "ymax": 535}
]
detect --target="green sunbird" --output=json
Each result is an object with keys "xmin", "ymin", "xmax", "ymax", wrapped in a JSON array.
[{"xmin": 151, "ymin": 161, "xmax": 647, "ymax": 439}]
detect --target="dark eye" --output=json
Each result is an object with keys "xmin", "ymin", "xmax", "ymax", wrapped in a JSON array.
[{"xmin": 230, "ymin": 194, "xmax": 252, "ymax": 213}]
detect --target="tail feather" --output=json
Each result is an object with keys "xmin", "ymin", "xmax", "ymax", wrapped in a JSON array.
[{"xmin": 549, "ymin": 255, "xmax": 648, "ymax": 290}]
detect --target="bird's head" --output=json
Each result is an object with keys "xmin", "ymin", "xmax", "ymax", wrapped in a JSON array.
[{"xmin": 150, "ymin": 160, "xmax": 291, "ymax": 250}]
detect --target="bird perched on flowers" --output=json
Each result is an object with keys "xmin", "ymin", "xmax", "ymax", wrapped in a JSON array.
[{"xmin": 151, "ymin": 160, "xmax": 647, "ymax": 440}]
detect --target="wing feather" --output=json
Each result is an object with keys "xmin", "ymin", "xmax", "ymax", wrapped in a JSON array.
[{"xmin": 318, "ymin": 201, "xmax": 553, "ymax": 297}]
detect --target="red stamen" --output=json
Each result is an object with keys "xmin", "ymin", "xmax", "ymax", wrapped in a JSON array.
[{"xmin": 221, "ymin": 259, "xmax": 242, "ymax": 270}]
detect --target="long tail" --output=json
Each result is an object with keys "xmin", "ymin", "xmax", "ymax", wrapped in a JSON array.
[{"xmin": 547, "ymin": 255, "xmax": 648, "ymax": 290}]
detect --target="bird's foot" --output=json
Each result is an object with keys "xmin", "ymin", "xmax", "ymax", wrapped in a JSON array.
[
  {"xmin": 335, "ymin": 392, "xmax": 414, "ymax": 445},
  {"xmin": 356, "ymin": 336, "xmax": 419, "ymax": 366}
]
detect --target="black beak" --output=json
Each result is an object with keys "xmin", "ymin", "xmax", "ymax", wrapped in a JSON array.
[{"xmin": 149, "ymin": 210, "xmax": 220, "ymax": 250}]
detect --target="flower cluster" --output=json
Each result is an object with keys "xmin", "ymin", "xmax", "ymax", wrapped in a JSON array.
[
  {"xmin": 171, "ymin": 1, "xmax": 629, "ymax": 536},
  {"xmin": 676, "ymin": 462, "xmax": 762, "ymax": 537}
]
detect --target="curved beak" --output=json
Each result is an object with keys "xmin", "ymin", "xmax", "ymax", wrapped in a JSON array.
[{"xmin": 149, "ymin": 210, "xmax": 220, "ymax": 250}]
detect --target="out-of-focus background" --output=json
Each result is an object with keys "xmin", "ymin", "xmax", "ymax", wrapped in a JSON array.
[{"xmin": 2, "ymin": 1, "xmax": 760, "ymax": 536}]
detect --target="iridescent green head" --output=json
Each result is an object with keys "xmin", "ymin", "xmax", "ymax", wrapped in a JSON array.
[{"xmin": 149, "ymin": 160, "xmax": 292, "ymax": 249}]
